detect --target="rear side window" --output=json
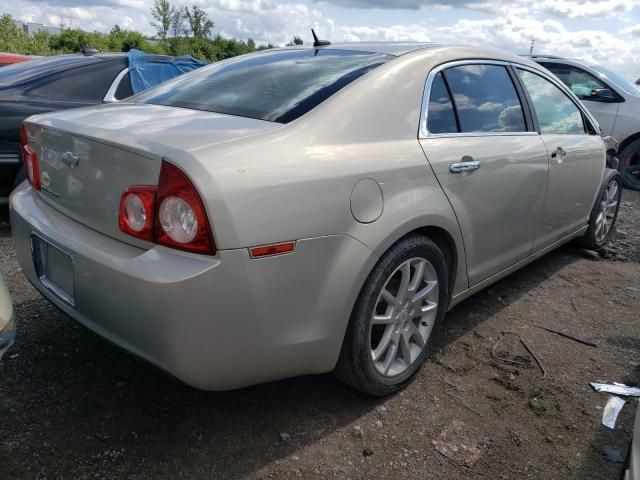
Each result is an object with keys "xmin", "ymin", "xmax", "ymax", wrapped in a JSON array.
[
  {"xmin": 444, "ymin": 64, "xmax": 526, "ymax": 133},
  {"xmin": 134, "ymin": 49, "xmax": 392, "ymax": 123},
  {"xmin": 26, "ymin": 59, "xmax": 127, "ymax": 102},
  {"xmin": 427, "ymin": 73, "xmax": 458, "ymax": 134},
  {"xmin": 516, "ymin": 69, "xmax": 585, "ymax": 135},
  {"xmin": 539, "ymin": 63, "xmax": 609, "ymax": 100}
]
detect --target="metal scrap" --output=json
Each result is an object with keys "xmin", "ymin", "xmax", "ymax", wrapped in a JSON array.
[
  {"xmin": 602, "ymin": 396, "xmax": 626, "ymax": 429},
  {"xmin": 591, "ymin": 382, "xmax": 640, "ymax": 397}
]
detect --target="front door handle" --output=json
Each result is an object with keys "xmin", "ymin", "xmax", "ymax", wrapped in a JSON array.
[
  {"xmin": 450, "ymin": 159, "xmax": 481, "ymax": 173},
  {"xmin": 550, "ymin": 146, "xmax": 566, "ymax": 159}
]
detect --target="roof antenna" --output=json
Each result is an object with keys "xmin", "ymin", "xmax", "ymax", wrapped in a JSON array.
[
  {"xmin": 528, "ymin": 39, "xmax": 535, "ymax": 57},
  {"xmin": 311, "ymin": 29, "xmax": 331, "ymax": 48}
]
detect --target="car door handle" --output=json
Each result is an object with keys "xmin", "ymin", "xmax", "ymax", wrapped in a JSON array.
[
  {"xmin": 450, "ymin": 159, "xmax": 481, "ymax": 173},
  {"xmin": 551, "ymin": 146, "xmax": 566, "ymax": 159}
]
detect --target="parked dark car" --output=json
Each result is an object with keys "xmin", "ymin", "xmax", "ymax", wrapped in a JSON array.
[{"xmin": 0, "ymin": 50, "xmax": 204, "ymax": 203}]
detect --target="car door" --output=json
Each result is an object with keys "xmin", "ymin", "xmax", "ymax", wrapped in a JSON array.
[
  {"xmin": 515, "ymin": 67, "xmax": 605, "ymax": 249},
  {"xmin": 419, "ymin": 62, "xmax": 549, "ymax": 286},
  {"xmin": 539, "ymin": 62, "xmax": 620, "ymax": 136}
]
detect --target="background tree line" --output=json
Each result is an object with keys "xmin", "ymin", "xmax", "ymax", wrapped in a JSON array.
[{"xmin": 0, "ymin": 0, "xmax": 303, "ymax": 63}]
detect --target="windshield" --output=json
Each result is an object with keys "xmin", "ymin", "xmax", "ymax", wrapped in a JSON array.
[
  {"xmin": 0, "ymin": 55, "xmax": 97, "ymax": 86},
  {"xmin": 590, "ymin": 65, "xmax": 640, "ymax": 96},
  {"xmin": 133, "ymin": 49, "xmax": 393, "ymax": 123}
]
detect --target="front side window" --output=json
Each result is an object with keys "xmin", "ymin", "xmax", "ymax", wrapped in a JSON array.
[
  {"xmin": 539, "ymin": 63, "xmax": 610, "ymax": 100},
  {"xmin": 443, "ymin": 64, "xmax": 526, "ymax": 133},
  {"xmin": 427, "ymin": 73, "xmax": 458, "ymax": 134},
  {"xmin": 517, "ymin": 69, "xmax": 585, "ymax": 135},
  {"xmin": 134, "ymin": 49, "xmax": 392, "ymax": 123}
]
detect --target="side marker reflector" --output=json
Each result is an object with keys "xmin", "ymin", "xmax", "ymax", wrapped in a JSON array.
[{"xmin": 250, "ymin": 241, "xmax": 296, "ymax": 258}]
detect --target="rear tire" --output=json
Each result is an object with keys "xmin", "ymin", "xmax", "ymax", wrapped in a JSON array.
[
  {"xmin": 334, "ymin": 235, "xmax": 449, "ymax": 396},
  {"xmin": 580, "ymin": 169, "xmax": 622, "ymax": 250},
  {"xmin": 619, "ymin": 139, "xmax": 640, "ymax": 191}
]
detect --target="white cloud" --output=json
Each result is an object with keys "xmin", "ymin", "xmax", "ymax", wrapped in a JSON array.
[{"xmin": 2, "ymin": 0, "xmax": 638, "ymax": 79}]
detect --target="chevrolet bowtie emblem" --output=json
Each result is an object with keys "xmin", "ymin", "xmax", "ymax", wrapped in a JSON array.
[{"xmin": 62, "ymin": 151, "xmax": 80, "ymax": 168}]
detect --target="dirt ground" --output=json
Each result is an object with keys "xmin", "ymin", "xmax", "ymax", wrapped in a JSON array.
[{"xmin": 1, "ymin": 190, "xmax": 639, "ymax": 480}]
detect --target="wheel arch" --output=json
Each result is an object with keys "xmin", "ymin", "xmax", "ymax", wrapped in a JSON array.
[
  {"xmin": 367, "ymin": 218, "xmax": 467, "ymax": 299},
  {"xmin": 619, "ymin": 131, "xmax": 640, "ymax": 155}
]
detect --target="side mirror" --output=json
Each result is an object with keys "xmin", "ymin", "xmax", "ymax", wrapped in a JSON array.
[{"xmin": 590, "ymin": 88, "xmax": 617, "ymax": 102}]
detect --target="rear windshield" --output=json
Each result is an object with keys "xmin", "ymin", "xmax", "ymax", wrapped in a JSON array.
[
  {"xmin": 133, "ymin": 49, "xmax": 393, "ymax": 123},
  {"xmin": 0, "ymin": 55, "xmax": 97, "ymax": 86}
]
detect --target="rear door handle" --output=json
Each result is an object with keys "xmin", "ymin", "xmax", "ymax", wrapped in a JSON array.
[{"xmin": 450, "ymin": 160, "xmax": 481, "ymax": 173}]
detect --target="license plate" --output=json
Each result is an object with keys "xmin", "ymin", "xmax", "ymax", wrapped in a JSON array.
[{"xmin": 31, "ymin": 234, "xmax": 75, "ymax": 307}]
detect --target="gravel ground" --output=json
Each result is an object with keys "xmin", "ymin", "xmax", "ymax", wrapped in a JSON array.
[{"xmin": 1, "ymin": 190, "xmax": 639, "ymax": 480}]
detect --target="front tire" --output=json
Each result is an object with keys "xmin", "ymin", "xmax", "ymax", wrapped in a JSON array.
[
  {"xmin": 335, "ymin": 235, "xmax": 449, "ymax": 396},
  {"xmin": 619, "ymin": 139, "xmax": 640, "ymax": 191},
  {"xmin": 581, "ymin": 169, "xmax": 622, "ymax": 250}
]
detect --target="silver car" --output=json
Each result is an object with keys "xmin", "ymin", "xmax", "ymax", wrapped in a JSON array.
[
  {"xmin": 10, "ymin": 43, "xmax": 621, "ymax": 395},
  {"xmin": 531, "ymin": 55, "xmax": 640, "ymax": 190},
  {"xmin": 0, "ymin": 273, "xmax": 15, "ymax": 360}
]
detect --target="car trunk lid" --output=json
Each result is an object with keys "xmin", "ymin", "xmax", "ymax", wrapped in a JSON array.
[{"xmin": 24, "ymin": 104, "xmax": 280, "ymax": 247}]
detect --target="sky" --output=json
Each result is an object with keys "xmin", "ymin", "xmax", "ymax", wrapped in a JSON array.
[{"xmin": 4, "ymin": 0, "xmax": 640, "ymax": 80}]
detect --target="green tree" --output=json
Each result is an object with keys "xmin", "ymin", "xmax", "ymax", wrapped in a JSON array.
[
  {"xmin": 150, "ymin": 0, "xmax": 173, "ymax": 40},
  {"xmin": 184, "ymin": 5, "xmax": 213, "ymax": 39},
  {"xmin": 286, "ymin": 35, "xmax": 303, "ymax": 46},
  {"xmin": 170, "ymin": 7, "xmax": 185, "ymax": 37}
]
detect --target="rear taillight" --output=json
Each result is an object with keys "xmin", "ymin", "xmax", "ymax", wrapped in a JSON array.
[
  {"xmin": 155, "ymin": 162, "xmax": 215, "ymax": 254},
  {"xmin": 119, "ymin": 186, "xmax": 156, "ymax": 241},
  {"xmin": 20, "ymin": 125, "xmax": 40, "ymax": 190},
  {"xmin": 118, "ymin": 161, "xmax": 216, "ymax": 255}
]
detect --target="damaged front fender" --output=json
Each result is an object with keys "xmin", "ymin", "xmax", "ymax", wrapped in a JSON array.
[{"xmin": 603, "ymin": 135, "xmax": 620, "ymax": 170}]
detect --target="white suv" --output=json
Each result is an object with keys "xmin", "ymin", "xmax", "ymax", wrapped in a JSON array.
[{"xmin": 532, "ymin": 55, "xmax": 640, "ymax": 190}]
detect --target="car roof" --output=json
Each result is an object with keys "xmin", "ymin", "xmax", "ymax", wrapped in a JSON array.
[{"xmin": 280, "ymin": 42, "xmax": 439, "ymax": 56}]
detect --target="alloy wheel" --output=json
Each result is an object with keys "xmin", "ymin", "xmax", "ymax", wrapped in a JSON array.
[
  {"xmin": 594, "ymin": 178, "xmax": 620, "ymax": 243},
  {"xmin": 369, "ymin": 257, "xmax": 439, "ymax": 377}
]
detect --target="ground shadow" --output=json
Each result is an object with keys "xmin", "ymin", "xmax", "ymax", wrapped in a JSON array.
[{"xmin": 0, "ymin": 227, "xmax": 585, "ymax": 478}]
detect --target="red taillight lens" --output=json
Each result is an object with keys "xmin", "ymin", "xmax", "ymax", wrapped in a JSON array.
[
  {"xmin": 20, "ymin": 125, "xmax": 40, "ymax": 190},
  {"xmin": 118, "ymin": 162, "xmax": 216, "ymax": 255},
  {"xmin": 119, "ymin": 186, "xmax": 156, "ymax": 241},
  {"xmin": 155, "ymin": 162, "xmax": 215, "ymax": 254}
]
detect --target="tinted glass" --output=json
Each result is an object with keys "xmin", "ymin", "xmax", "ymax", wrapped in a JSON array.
[
  {"xmin": 0, "ymin": 55, "xmax": 96, "ymax": 86},
  {"xmin": 444, "ymin": 65, "xmax": 526, "ymax": 133},
  {"xmin": 517, "ymin": 69, "xmax": 585, "ymax": 135},
  {"xmin": 134, "ymin": 49, "xmax": 392, "ymax": 123},
  {"xmin": 540, "ymin": 63, "xmax": 608, "ymax": 100},
  {"xmin": 114, "ymin": 71, "xmax": 133, "ymax": 99},
  {"xmin": 27, "ymin": 59, "xmax": 127, "ymax": 102},
  {"xmin": 590, "ymin": 65, "xmax": 640, "ymax": 96},
  {"xmin": 427, "ymin": 73, "xmax": 458, "ymax": 134}
]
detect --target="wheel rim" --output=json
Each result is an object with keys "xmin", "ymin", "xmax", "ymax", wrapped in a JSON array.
[
  {"xmin": 369, "ymin": 257, "xmax": 439, "ymax": 377},
  {"xmin": 594, "ymin": 178, "xmax": 619, "ymax": 242}
]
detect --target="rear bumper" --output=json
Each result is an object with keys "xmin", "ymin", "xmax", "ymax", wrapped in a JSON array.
[{"xmin": 10, "ymin": 184, "xmax": 376, "ymax": 390}]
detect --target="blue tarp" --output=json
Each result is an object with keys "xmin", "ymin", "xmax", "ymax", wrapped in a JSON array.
[{"xmin": 127, "ymin": 49, "xmax": 206, "ymax": 94}]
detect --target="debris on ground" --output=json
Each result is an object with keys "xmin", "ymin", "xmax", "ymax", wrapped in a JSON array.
[
  {"xmin": 492, "ymin": 331, "xmax": 546, "ymax": 378},
  {"xmin": 602, "ymin": 446, "xmax": 625, "ymax": 464},
  {"xmin": 534, "ymin": 325, "xmax": 598, "ymax": 348},
  {"xmin": 279, "ymin": 432, "xmax": 291, "ymax": 443},
  {"xmin": 580, "ymin": 249, "xmax": 600, "ymax": 260},
  {"xmin": 432, "ymin": 420, "xmax": 486, "ymax": 467},
  {"xmin": 362, "ymin": 448, "xmax": 374, "ymax": 457},
  {"xmin": 601, "ymin": 396, "xmax": 627, "ymax": 429},
  {"xmin": 591, "ymin": 382, "xmax": 640, "ymax": 397}
]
